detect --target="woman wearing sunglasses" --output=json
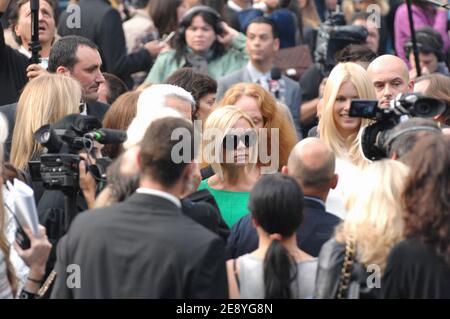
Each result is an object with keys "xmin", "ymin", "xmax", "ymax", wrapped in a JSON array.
[
  {"xmin": 218, "ymin": 83, "xmax": 298, "ymax": 172},
  {"xmin": 199, "ymin": 105, "xmax": 259, "ymax": 228}
]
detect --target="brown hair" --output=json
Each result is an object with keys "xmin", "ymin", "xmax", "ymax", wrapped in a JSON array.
[
  {"xmin": 140, "ymin": 117, "xmax": 195, "ymax": 188},
  {"xmin": 403, "ymin": 134, "xmax": 450, "ymax": 265},
  {"xmin": 102, "ymin": 91, "xmax": 140, "ymax": 159},
  {"xmin": 219, "ymin": 83, "xmax": 298, "ymax": 170}
]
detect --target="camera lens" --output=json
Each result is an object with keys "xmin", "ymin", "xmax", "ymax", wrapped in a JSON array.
[{"xmin": 414, "ymin": 102, "xmax": 431, "ymax": 117}]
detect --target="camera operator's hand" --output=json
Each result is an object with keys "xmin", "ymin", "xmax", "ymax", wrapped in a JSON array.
[
  {"xmin": 79, "ymin": 160, "xmax": 97, "ymax": 209},
  {"xmin": 26, "ymin": 64, "xmax": 48, "ymax": 80},
  {"xmin": 14, "ymin": 225, "xmax": 52, "ymax": 293}
]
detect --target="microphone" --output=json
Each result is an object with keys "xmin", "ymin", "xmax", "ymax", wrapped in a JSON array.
[
  {"xmin": 269, "ymin": 67, "xmax": 284, "ymax": 101},
  {"xmin": 86, "ymin": 129, "xmax": 127, "ymax": 144}
]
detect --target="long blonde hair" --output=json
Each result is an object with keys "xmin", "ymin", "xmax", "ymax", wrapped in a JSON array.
[
  {"xmin": 0, "ymin": 114, "xmax": 17, "ymax": 297},
  {"xmin": 319, "ymin": 62, "xmax": 375, "ymax": 167},
  {"xmin": 335, "ymin": 160, "xmax": 409, "ymax": 273},
  {"xmin": 10, "ymin": 74, "xmax": 81, "ymax": 170},
  {"xmin": 201, "ymin": 105, "xmax": 258, "ymax": 181}
]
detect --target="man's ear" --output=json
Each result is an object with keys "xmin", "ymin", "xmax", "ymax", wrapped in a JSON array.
[
  {"xmin": 135, "ymin": 147, "xmax": 142, "ymax": 171},
  {"xmin": 281, "ymin": 165, "xmax": 288, "ymax": 175},
  {"xmin": 408, "ymin": 80, "xmax": 414, "ymax": 92},
  {"xmin": 391, "ymin": 152, "xmax": 398, "ymax": 160},
  {"xmin": 56, "ymin": 66, "xmax": 71, "ymax": 75},
  {"xmin": 273, "ymin": 38, "xmax": 280, "ymax": 52},
  {"xmin": 330, "ymin": 174, "xmax": 338, "ymax": 189}
]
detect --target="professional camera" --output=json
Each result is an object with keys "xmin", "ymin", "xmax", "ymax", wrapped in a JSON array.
[
  {"xmin": 314, "ymin": 0, "xmax": 368, "ymax": 76},
  {"xmin": 29, "ymin": 114, "xmax": 126, "ymax": 192},
  {"xmin": 349, "ymin": 93, "xmax": 446, "ymax": 160}
]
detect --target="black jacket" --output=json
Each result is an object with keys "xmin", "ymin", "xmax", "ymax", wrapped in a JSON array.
[
  {"xmin": 0, "ymin": 12, "xmax": 29, "ymax": 106},
  {"xmin": 58, "ymin": 0, "xmax": 153, "ymax": 88},
  {"xmin": 50, "ymin": 192, "xmax": 228, "ymax": 298},
  {"xmin": 226, "ymin": 196, "xmax": 341, "ymax": 259}
]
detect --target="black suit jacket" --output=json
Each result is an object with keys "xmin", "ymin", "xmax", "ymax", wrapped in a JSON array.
[
  {"xmin": 58, "ymin": 0, "xmax": 153, "ymax": 88},
  {"xmin": 0, "ymin": 14, "xmax": 29, "ymax": 106},
  {"xmin": 86, "ymin": 100, "xmax": 110, "ymax": 121},
  {"xmin": 226, "ymin": 196, "xmax": 341, "ymax": 258},
  {"xmin": 51, "ymin": 192, "xmax": 228, "ymax": 298}
]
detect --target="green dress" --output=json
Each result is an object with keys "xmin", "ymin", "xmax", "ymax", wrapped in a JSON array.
[{"xmin": 198, "ymin": 179, "xmax": 250, "ymax": 228}]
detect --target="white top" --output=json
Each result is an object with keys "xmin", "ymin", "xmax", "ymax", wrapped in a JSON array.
[
  {"xmin": 3, "ymin": 188, "xmax": 29, "ymax": 294},
  {"xmin": 18, "ymin": 46, "xmax": 48, "ymax": 69},
  {"xmin": 135, "ymin": 188, "xmax": 181, "ymax": 208},
  {"xmin": 238, "ymin": 254, "xmax": 317, "ymax": 299},
  {"xmin": 325, "ymin": 158, "xmax": 361, "ymax": 220}
]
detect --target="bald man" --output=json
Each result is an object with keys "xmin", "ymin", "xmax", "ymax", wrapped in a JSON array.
[
  {"xmin": 226, "ymin": 138, "xmax": 341, "ymax": 258},
  {"xmin": 367, "ymin": 55, "xmax": 414, "ymax": 108}
]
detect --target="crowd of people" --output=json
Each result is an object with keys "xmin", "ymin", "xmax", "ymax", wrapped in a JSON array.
[{"xmin": 0, "ymin": 0, "xmax": 449, "ymax": 299}]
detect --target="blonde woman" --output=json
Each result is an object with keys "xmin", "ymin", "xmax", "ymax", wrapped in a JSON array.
[
  {"xmin": 318, "ymin": 62, "xmax": 376, "ymax": 218},
  {"xmin": 219, "ymin": 83, "xmax": 298, "ymax": 172},
  {"xmin": 0, "ymin": 115, "xmax": 52, "ymax": 299},
  {"xmin": 10, "ymin": 74, "xmax": 82, "ymax": 172},
  {"xmin": 314, "ymin": 159, "xmax": 409, "ymax": 299},
  {"xmin": 199, "ymin": 105, "xmax": 258, "ymax": 227}
]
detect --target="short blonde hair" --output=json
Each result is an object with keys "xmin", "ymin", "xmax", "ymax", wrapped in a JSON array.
[
  {"xmin": 319, "ymin": 62, "xmax": 375, "ymax": 167},
  {"xmin": 201, "ymin": 105, "xmax": 257, "ymax": 180},
  {"xmin": 335, "ymin": 159, "xmax": 409, "ymax": 273},
  {"xmin": 10, "ymin": 74, "xmax": 81, "ymax": 170}
]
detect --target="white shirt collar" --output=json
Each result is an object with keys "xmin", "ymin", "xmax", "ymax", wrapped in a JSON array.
[
  {"xmin": 246, "ymin": 61, "xmax": 271, "ymax": 83},
  {"xmin": 136, "ymin": 188, "xmax": 181, "ymax": 208},
  {"xmin": 18, "ymin": 46, "xmax": 49, "ymax": 69}
]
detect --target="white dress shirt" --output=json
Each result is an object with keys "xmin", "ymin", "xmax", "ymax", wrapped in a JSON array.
[{"xmin": 136, "ymin": 188, "xmax": 181, "ymax": 208}]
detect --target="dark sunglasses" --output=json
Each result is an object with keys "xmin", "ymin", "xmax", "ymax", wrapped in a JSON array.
[{"xmin": 222, "ymin": 130, "xmax": 257, "ymax": 150}]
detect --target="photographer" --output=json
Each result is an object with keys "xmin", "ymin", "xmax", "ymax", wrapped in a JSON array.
[
  {"xmin": 367, "ymin": 55, "xmax": 414, "ymax": 108},
  {"xmin": 9, "ymin": 74, "xmax": 82, "ymax": 203}
]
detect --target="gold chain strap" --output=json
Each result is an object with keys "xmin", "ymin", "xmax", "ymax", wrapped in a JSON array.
[
  {"xmin": 336, "ymin": 237, "xmax": 356, "ymax": 299},
  {"xmin": 36, "ymin": 270, "xmax": 57, "ymax": 298}
]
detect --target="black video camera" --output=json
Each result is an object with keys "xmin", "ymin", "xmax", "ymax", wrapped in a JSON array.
[
  {"xmin": 314, "ymin": 0, "xmax": 368, "ymax": 76},
  {"xmin": 29, "ymin": 114, "xmax": 126, "ymax": 192},
  {"xmin": 349, "ymin": 93, "xmax": 446, "ymax": 160}
]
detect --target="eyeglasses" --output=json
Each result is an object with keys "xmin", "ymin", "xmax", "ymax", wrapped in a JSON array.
[{"xmin": 222, "ymin": 130, "xmax": 257, "ymax": 150}]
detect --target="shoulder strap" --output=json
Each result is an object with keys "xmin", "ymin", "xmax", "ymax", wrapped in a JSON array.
[{"xmin": 336, "ymin": 237, "xmax": 356, "ymax": 299}]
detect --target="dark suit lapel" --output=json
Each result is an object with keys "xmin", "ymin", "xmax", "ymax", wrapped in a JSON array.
[{"xmin": 86, "ymin": 101, "xmax": 109, "ymax": 121}]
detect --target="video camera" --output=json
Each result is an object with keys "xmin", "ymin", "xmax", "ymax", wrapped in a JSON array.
[
  {"xmin": 314, "ymin": 0, "xmax": 368, "ymax": 76},
  {"xmin": 349, "ymin": 93, "xmax": 446, "ymax": 160},
  {"xmin": 29, "ymin": 114, "xmax": 126, "ymax": 192}
]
